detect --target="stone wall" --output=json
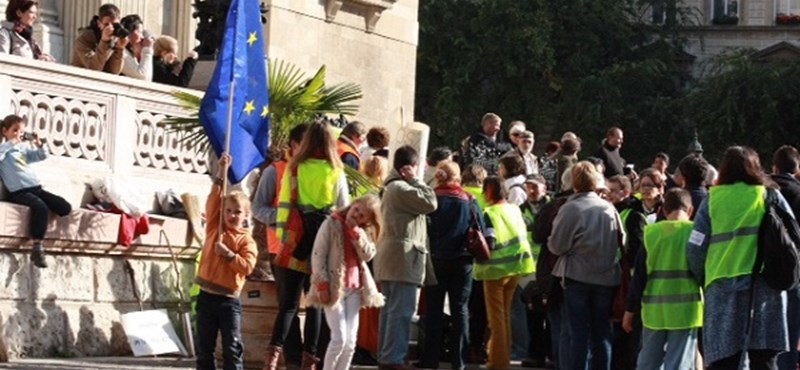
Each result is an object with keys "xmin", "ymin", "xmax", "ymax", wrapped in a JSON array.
[
  {"xmin": 266, "ymin": 0, "xmax": 420, "ymax": 133},
  {"xmin": 0, "ymin": 204, "xmax": 198, "ymax": 360}
]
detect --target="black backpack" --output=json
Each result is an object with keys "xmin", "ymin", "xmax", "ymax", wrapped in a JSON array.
[{"xmin": 755, "ymin": 189, "xmax": 800, "ymax": 291}]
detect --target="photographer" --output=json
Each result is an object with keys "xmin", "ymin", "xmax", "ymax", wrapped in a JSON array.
[
  {"xmin": 70, "ymin": 3, "xmax": 127, "ymax": 74},
  {"xmin": 152, "ymin": 35, "xmax": 197, "ymax": 87}
]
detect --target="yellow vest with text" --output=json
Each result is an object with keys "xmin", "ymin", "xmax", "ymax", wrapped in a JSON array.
[
  {"xmin": 275, "ymin": 159, "xmax": 342, "ymax": 273},
  {"xmin": 642, "ymin": 220, "xmax": 703, "ymax": 330},
  {"xmin": 705, "ymin": 183, "xmax": 765, "ymax": 288},
  {"xmin": 474, "ymin": 203, "xmax": 535, "ymax": 281}
]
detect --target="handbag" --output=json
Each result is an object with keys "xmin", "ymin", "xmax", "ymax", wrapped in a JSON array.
[{"xmin": 466, "ymin": 196, "xmax": 491, "ymax": 262}]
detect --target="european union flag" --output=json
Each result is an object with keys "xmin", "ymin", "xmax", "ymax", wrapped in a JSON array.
[{"xmin": 199, "ymin": 0, "xmax": 270, "ymax": 184}]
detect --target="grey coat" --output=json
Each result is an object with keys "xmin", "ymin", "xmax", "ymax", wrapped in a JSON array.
[
  {"xmin": 373, "ymin": 170, "xmax": 438, "ymax": 286},
  {"xmin": 548, "ymin": 191, "xmax": 623, "ymax": 287},
  {"xmin": 0, "ymin": 21, "xmax": 34, "ymax": 59}
]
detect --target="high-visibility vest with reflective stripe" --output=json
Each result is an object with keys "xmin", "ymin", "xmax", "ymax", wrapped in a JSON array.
[
  {"xmin": 337, "ymin": 138, "xmax": 361, "ymax": 164},
  {"xmin": 464, "ymin": 186, "xmax": 487, "ymax": 211},
  {"xmin": 275, "ymin": 159, "xmax": 342, "ymax": 273},
  {"xmin": 641, "ymin": 220, "xmax": 703, "ymax": 330},
  {"xmin": 705, "ymin": 183, "xmax": 765, "ymax": 288},
  {"xmin": 474, "ymin": 202, "xmax": 535, "ymax": 281},
  {"xmin": 266, "ymin": 161, "xmax": 288, "ymax": 254}
]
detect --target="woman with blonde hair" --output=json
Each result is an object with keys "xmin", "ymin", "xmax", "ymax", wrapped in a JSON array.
[
  {"xmin": 152, "ymin": 35, "xmax": 197, "ymax": 87},
  {"xmin": 417, "ymin": 160, "xmax": 485, "ymax": 370},
  {"xmin": 264, "ymin": 120, "xmax": 349, "ymax": 370}
]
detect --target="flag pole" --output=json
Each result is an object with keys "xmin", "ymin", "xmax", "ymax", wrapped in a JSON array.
[{"xmin": 218, "ymin": 79, "xmax": 236, "ymax": 239}]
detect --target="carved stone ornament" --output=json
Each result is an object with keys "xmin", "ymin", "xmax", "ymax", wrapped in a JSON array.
[{"xmin": 324, "ymin": 0, "xmax": 397, "ymax": 33}]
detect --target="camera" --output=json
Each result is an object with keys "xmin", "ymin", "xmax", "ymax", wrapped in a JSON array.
[
  {"xmin": 112, "ymin": 23, "xmax": 129, "ymax": 38},
  {"xmin": 21, "ymin": 132, "xmax": 35, "ymax": 141}
]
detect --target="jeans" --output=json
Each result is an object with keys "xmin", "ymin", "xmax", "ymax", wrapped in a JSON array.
[
  {"xmin": 484, "ymin": 275, "xmax": 521, "ymax": 370},
  {"xmin": 778, "ymin": 287, "xmax": 800, "ymax": 370},
  {"xmin": 636, "ymin": 327, "xmax": 697, "ymax": 370},
  {"xmin": 378, "ymin": 281, "xmax": 419, "ymax": 365},
  {"xmin": 270, "ymin": 267, "xmax": 322, "ymax": 355},
  {"xmin": 510, "ymin": 286, "xmax": 530, "ymax": 360},
  {"xmin": 709, "ymin": 350, "xmax": 779, "ymax": 370},
  {"xmin": 195, "ymin": 291, "xmax": 244, "ymax": 370},
  {"xmin": 323, "ymin": 289, "xmax": 360, "ymax": 370},
  {"xmin": 9, "ymin": 186, "xmax": 71, "ymax": 240},
  {"xmin": 420, "ymin": 258, "xmax": 473, "ymax": 369},
  {"xmin": 562, "ymin": 279, "xmax": 615, "ymax": 370}
]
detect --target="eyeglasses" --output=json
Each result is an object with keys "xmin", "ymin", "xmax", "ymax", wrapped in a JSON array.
[
  {"xmin": 510, "ymin": 132, "xmax": 521, "ymax": 137},
  {"xmin": 641, "ymin": 183, "xmax": 660, "ymax": 189}
]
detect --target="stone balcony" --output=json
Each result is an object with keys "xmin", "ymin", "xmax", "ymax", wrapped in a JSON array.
[{"xmin": 0, "ymin": 54, "xmax": 214, "ymax": 360}]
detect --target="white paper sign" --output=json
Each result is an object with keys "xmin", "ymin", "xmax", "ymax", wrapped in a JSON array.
[
  {"xmin": 120, "ymin": 309, "xmax": 187, "ymax": 357},
  {"xmin": 388, "ymin": 121, "xmax": 430, "ymax": 179}
]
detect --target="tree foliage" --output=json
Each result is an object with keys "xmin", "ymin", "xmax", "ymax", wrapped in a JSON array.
[{"xmin": 415, "ymin": 0, "xmax": 716, "ymax": 168}]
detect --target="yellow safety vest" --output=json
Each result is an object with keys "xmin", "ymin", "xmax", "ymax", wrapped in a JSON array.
[
  {"xmin": 641, "ymin": 220, "xmax": 703, "ymax": 330},
  {"xmin": 474, "ymin": 203, "xmax": 535, "ymax": 281},
  {"xmin": 705, "ymin": 183, "xmax": 765, "ymax": 287},
  {"xmin": 274, "ymin": 159, "xmax": 342, "ymax": 273}
]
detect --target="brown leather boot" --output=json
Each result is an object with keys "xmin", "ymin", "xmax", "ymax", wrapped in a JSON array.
[
  {"xmin": 262, "ymin": 344, "xmax": 282, "ymax": 370},
  {"xmin": 300, "ymin": 351, "xmax": 320, "ymax": 370}
]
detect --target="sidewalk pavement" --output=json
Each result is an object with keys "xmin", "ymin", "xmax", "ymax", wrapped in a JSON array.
[{"xmin": 0, "ymin": 357, "xmax": 548, "ymax": 369}]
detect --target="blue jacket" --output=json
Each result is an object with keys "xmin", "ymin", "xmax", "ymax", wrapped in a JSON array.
[{"xmin": 428, "ymin": 185, "xmax": 485, "ymax": 261}]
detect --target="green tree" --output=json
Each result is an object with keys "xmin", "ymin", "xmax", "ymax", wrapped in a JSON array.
[
  {"xmin": 416, "ymin": 0, "xmax": 697, "ymax": 167},
  {"xmin": 685, "ymin": 52, "xmax": 800, "ymax": 163}
]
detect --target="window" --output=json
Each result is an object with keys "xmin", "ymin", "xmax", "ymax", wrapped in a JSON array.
[
  {"xmin": 776, "ymin": 0, "xmax": 800, "ymax": 24},
  {"xmin": 713, "ymin": 0, "xmax": 739, "ymax": 24}
]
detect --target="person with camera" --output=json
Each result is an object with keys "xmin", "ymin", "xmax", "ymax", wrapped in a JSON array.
[
  {"xmin": 119, "ymin": 14, "xmax": 153, "ymax": 81},
  {"xmin": 70, "ymin": 3, "xmax": 127, "ymax": 74},
  {"xmin": 0, "ymin": 115, "xmax": 72, "ymax": 269},
  {"xmin": 0, "ymin": 0, "xmax": 56, "ymax": 61}
]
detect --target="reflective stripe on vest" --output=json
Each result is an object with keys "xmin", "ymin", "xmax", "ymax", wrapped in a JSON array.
[
  {"xmin": 267, "ymin": 161, "xmax": 288, "ymax": 254},
  {"xmin": 337, "ymin": 138, "xmax": 361, "ymax": 162},
  {"xmin": 473, "ymin": 203, "xmax": 535, "ymax": 281},
  {"xmin": 641, "ymin": 220, "xmax": 703, "ymax": 330},
  {"xmin": 705, "ymin": 183, "xmax": 765, "ymax": 288}
]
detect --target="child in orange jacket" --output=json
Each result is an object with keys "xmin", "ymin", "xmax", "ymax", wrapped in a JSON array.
[{"xmin": 194, "ymin": 153, "xmax": 258, "ymax": 370}]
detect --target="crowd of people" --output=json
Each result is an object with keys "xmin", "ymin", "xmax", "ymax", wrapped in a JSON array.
[
  {"xmin": 191, "ymin": 108, "xmax": 800, "ymax": 370},
  {"xmin": 0, "ymin": 1, "xmax": 197, "ymax": 87}
]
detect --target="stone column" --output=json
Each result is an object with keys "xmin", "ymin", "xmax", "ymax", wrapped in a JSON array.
[
  {"xmin": 173, "ymin": 0, "xmax": 199, "ymax": 56},
  {"xmin": 57, "ymin": 0, "xmax": 102, "ymax": 65},
  {"xmin": 35, "ymin": 0, "xmax": 66, "ymax": 62}
]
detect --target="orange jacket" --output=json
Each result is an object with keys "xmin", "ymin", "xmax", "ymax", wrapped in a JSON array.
[{"xmin": 195, "ymin": 182, "xmax": 258, "ymax": 297}]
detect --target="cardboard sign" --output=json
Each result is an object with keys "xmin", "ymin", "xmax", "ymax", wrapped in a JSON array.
[{"xmin": 120, "ymin": 309, "xmax": 188, "ymax": 357}]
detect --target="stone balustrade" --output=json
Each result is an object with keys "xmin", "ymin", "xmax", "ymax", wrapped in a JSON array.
[{"xmin": 0, "ymin": 53, "xmax": 213, "ymax": 360}]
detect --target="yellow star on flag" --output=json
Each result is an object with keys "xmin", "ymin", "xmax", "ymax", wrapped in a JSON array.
[
  {"xmin": 261, "ymin": 105, "xmax": 269, "ymax": 118},
  {"xmin": 243, "ymin": 100, "xmax": 255, "ymax": 115},
  {"xmin": 247, "ymin": 31, "xmax": 258, "ymax": 47}
]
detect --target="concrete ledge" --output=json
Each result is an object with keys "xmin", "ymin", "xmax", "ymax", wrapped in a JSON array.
[{"xmin": 0, "ymin": 202, "xmax": 201, "ymax": 258}]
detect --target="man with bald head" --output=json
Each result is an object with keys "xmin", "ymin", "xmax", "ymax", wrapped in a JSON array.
[{"xmin": 594, "ymin": 127, "xmax": 626, "ymax": 178}]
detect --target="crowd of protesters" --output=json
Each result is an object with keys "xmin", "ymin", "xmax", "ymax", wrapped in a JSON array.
[{"xmin": 192, "ymin": 110, "xmax": 799, "ymax": 370}]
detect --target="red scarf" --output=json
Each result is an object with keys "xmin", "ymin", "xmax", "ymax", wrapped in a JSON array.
[
  {"xmin": 332, "ymin": 212, "xmax": 361, "ymax": 289},
  {"xmin": 435, "ymin": 183, "xmax": 469, "ymax": 200}
]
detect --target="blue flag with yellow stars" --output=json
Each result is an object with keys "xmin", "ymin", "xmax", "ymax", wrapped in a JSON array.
[{"xmin": 199, "ymin": 0, "xmax": 269, "ymax": 184}]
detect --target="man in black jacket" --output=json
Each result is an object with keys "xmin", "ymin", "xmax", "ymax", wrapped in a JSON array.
[
  {"xmin": 594, "ymin": 127, "xmax": 626, "ymax": 178},
  {"xmin": 772, "ymin": 145, "xmax": 800, "ymax": 370}
]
